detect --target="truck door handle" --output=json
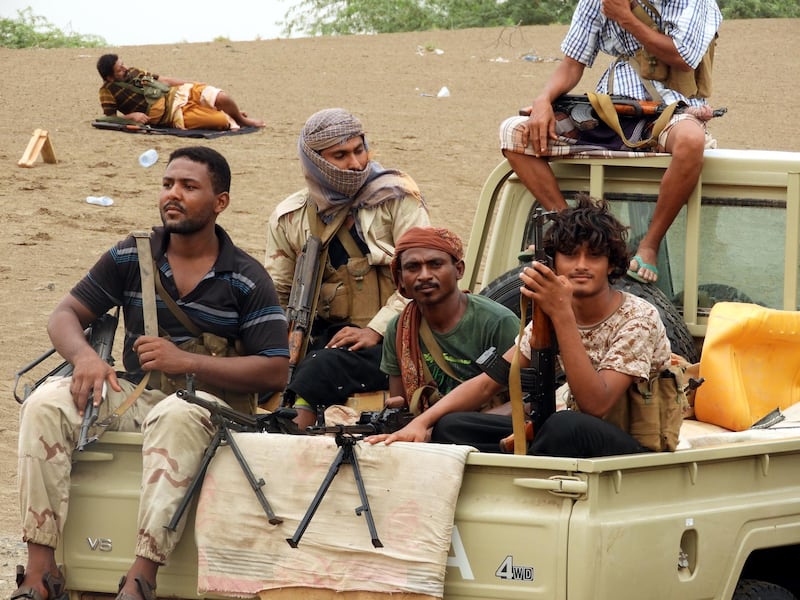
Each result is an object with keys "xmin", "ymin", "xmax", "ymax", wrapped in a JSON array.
[{"xmin": 514, "ymin": 476, "xmax": 587, "ymax": 496}]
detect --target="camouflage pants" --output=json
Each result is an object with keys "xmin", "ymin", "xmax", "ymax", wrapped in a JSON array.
[{"xmin": 18, "ymin": 376, "xmax": 221, "ymax": 563}]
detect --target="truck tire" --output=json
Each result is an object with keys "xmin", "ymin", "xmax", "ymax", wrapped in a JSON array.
[
  {"xmin": 478, "ymin": 266, "xmax": 699, "ymax": 363},
  {"xmin": 732, "ymin": 579, "xmax": 797, "ymax": 600}
]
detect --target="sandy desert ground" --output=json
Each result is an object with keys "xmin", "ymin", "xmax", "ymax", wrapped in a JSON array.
[{"xmin": 0, "ymin": 18, "xmax": 798, "ymax": 592}]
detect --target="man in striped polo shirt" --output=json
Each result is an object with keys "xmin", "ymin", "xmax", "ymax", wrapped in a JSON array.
[{"xmin": 14, "ymin": 147, "xmax": 289, "ymax": 600}]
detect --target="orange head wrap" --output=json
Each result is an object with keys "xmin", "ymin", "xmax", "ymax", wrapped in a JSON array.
[{"xmin": 391, "ymin": 227, "xmax": 464, "ymax": 297}]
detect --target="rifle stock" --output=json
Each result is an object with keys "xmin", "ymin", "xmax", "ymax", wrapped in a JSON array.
[{"xmin": 286, "ymin": 235, "xmax": 323, "ymax": 384}]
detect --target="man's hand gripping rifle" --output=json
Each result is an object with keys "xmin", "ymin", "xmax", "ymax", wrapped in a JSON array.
[
  {"xmin": 521, "ymin": 209, "xmax": 558, "ymax": 437},
  {"xmin": 13, "ymin": 309, "xmax": 120, "ymax": 451},
  {"xmin": 285, "ymin": 235, "xmax": 323, "ymax": 397},
  {"xmin": 77, "ymin": 309, "xmax": 120, "ymax": 451},
  {"xmin": 480, "ymin": 208, "xmax": 558, "ymax": 453}
]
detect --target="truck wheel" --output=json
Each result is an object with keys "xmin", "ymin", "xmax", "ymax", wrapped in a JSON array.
[
  {"xmin": 733, "ymin": 579, "xmax": 797, "ymax": 600},
  {"xmin": 672, "ymin": 283, "xmax": 758, "ymax": 310},
  {"xmin": 478, "ymin": 266, "xmax": 699, "ymax": 363}
]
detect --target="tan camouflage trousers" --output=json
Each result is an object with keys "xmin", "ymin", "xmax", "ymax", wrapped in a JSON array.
[{"xmin": 18, "ymin": 376, "xmax": 221, "ymax": 564}]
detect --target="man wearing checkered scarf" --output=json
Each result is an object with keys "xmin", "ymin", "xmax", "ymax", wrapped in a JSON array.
[{"xmin": 265, "ymin": 108, "xmax": 430, "ymax": 428}]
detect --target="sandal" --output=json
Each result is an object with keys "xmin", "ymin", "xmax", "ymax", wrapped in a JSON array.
[
  {"xmin": 115, "ymin": 575, "xmax": 157, "ymax": 600},
  {"xmin": 11, "ymin": 565, "xmax": 68, "ymax": 600}
]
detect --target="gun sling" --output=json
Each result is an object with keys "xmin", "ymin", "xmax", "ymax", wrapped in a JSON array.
[
  {"xmin": 407, "ymin": 318, "xmax": 465, "ymax": 416},
  {"xmin": 96, "ymin": 231, "xmax": 157, "ymax": 426}
]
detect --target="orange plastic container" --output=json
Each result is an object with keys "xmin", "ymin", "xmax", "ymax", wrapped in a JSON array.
[{"xmin": 694, "ymin": 302, "xmax": 800, "ymax": 431}]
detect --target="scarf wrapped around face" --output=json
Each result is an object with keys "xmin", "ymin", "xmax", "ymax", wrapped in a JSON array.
[
  {"xmin": 392, "ymin": 227, "xmax": 465, "ymax": 404},
  {"xmin": 298, "ymin": 108, "xmax": 424, "ymax": 223}
]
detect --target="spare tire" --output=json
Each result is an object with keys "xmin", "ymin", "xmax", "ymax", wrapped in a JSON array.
[{"xmin": 478, "ymin": 266, "xmax": 699, "ymax": 363}]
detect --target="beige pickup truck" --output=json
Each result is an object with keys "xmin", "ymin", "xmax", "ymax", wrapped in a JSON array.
[{"xmin": 52, "ymin": 149, "xmax": 800, "ymax": 600}]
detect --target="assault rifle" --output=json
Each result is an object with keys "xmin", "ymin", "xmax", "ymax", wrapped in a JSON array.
[
  {"xmin": 520, "ymin": 94, "xmax": 727, "ymax": 129},
  {"xmin": 77, "ymin": 309, "xmax": 120, "ymax": 451},
  {"xmin": 13, "ymin": 309, "xmax": 119, "ymax": 451},
  {"xmin": 525, "ymin": 208, "xmax": 558, "ymax": 434},
  {"xmin": 13, "ymin": 310, "xmax": 118, "ymax": 404},
  {"xmin": 492, "ymin": 208, "xmax": 557, "ymax": 453},
  {"xmin": 286, "ymin": 235, "xmax": 323, "ymax": 388}
]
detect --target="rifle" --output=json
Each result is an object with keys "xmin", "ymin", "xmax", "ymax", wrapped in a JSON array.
[
  {"xmin": 498, "ymin": 208, "xmax": 557, "ymax": 453},
  {"xmin": 77, "ymin": 308, "xmax": 120, "ymax": 451},
  {"xmin": 286, "ymin": 235, "xmax": 323, "ymax": 388},
  {"xmin": 526, "ymin": 208, "xmax": 558, "ymax": 434},
  {"xmin": 520, "ymin": 94, "xmax": 727, "ymax": 130}
]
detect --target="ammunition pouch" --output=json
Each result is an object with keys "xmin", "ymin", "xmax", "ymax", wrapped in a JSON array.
[
  {"xmin": 152, "ymin": 332, "xmax": 257, "ymax": 414},
  {"xmin": 570, "ymin": 365, "xmax": 688, "ymax": 452},
  {"xmin": 622, "ymin": 0, "xmax": 717, "ymax": 100},
  {"xmin": 316, "ymin": 260, "xmax": 394, "ymax": 328}
]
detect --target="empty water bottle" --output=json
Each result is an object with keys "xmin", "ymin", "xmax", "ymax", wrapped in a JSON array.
[{"xmin": 86, "ymin": 196, "xmax": 114, "ymax": 206}]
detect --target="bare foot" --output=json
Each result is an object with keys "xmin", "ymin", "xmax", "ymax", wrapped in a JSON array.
[{"xmin": 238, "ymin": 112, "xmax": 265, "ymax": 128}]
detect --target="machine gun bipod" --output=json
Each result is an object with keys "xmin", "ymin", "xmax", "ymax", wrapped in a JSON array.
[{"xmin": 287, "ymin": 425, "xmax": 382, "ymax": 549}]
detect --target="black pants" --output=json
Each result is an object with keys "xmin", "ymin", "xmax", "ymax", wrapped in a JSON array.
[
  {"xmin": 286, "ymin": 343, "xmax": 387, "ymax": 409},
  {"xmin": 432, "ymin": 410, "xmax": 649, "ymax": 457}
]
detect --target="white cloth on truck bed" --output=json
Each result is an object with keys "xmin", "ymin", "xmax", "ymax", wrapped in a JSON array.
[{"xmin": 195, "ymin": 433, "xmax": 473, "ymax": 598}]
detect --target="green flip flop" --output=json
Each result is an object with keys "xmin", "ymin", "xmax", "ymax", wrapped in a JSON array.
[{"xmin": 627, "ymin": 255, "xmax": 658, "ymax": 284}]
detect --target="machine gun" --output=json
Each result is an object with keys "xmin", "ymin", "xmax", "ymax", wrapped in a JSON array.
[
  {"xmin": 77, "ymin": 309, "xmax": 120, "ymax": 451},
  {"xmin": 286, "ymin": 235, "xmax": 323, "ymax": 391},
  {"xmin": 166, "ymin": 390, "xmax": 299, "ymax": 531},
  {"xmin": 287, "ymin": 419, "xmax": 392, "ymax": 549}
]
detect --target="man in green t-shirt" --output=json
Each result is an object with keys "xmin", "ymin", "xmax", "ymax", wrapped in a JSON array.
[{"xmin": 381, "ymin": 227, "xmax": 518, "ymax": 418}]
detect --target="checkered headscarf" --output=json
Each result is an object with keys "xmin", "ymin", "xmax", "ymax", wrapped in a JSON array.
[{"xmin": 299, "ymin": 109, "xmax": 371, "ymax": 218}]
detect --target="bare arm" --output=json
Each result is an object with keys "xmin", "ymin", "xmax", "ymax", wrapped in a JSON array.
[
  {"xmin": 48, "ymin": 295, "xmax": 122, "ymax": 413},
  {"xmin": 383, "ymin": 375, "xmax": 408, "ymax": 409},
  {"xmin": 366, "ymin": 371, "xmax": 506, "ymax": 444},
  {"xmin": 156, "ymin": 74, "xmax": 188, "ymax": 86},
  {"xmin": 523, "ymin": 57, "xmax": 587, "ymax": 155},
  {"xmin": 133, "ymin": 336, "xmax": 288, "ymax": 394},
  {"xmin": 601, "ymin": 0, "xmax": 691, "ymax": 70}
]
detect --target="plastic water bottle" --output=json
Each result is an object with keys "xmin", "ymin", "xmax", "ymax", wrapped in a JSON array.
[
  {"xmin": 86, "ymin": 196, "xmax": 114, "ymax": 206},
  {"xmin": 139, "ymin": 149, "xmax": 158, "ymax": 168}
]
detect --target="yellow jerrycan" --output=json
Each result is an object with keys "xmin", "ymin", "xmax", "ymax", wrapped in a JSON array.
[{"xmin": 694, "ymin": 302, "xmax": 800, "ymax": 431}]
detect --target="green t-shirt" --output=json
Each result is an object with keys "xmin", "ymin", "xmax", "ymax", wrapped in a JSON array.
[{"xmin": 381, "ymin": 294, "xmax": 519, "ymax": 396}]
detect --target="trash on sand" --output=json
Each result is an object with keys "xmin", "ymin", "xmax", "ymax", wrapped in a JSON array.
[
  {"xmin": 139, "ymin": 149, "xmax": 158, "ymax": 168},
  {"xmin": 437, "ymin": 86, "xmax": 451, "ymax": 98},
  {"xmin": 86, "ymin": 196, "xmax": 114, "ymax": 206}
]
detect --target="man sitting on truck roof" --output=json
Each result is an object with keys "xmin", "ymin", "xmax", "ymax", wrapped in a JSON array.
[
  {"xmin": 367, "ymin": 195, "xmax": 681, "ymax": 457},
  {"xmin": 498, "ymin": 0, "xmax": 722, "ymax": 284}
]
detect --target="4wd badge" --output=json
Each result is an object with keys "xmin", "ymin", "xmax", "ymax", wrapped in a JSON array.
[{"xmin": 495, "ymin": 555, "xmax": 534, "ymax": 581}]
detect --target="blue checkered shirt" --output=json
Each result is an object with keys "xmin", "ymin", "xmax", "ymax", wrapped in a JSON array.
[{"xmin": 562, "ymin": 0, "xmax": 722, "ymax": 106}]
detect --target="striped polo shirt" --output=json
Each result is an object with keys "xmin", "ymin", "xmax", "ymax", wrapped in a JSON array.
[{"xmin": 71, "ymin": 225, "xmax": 288, "ymax": 379}]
